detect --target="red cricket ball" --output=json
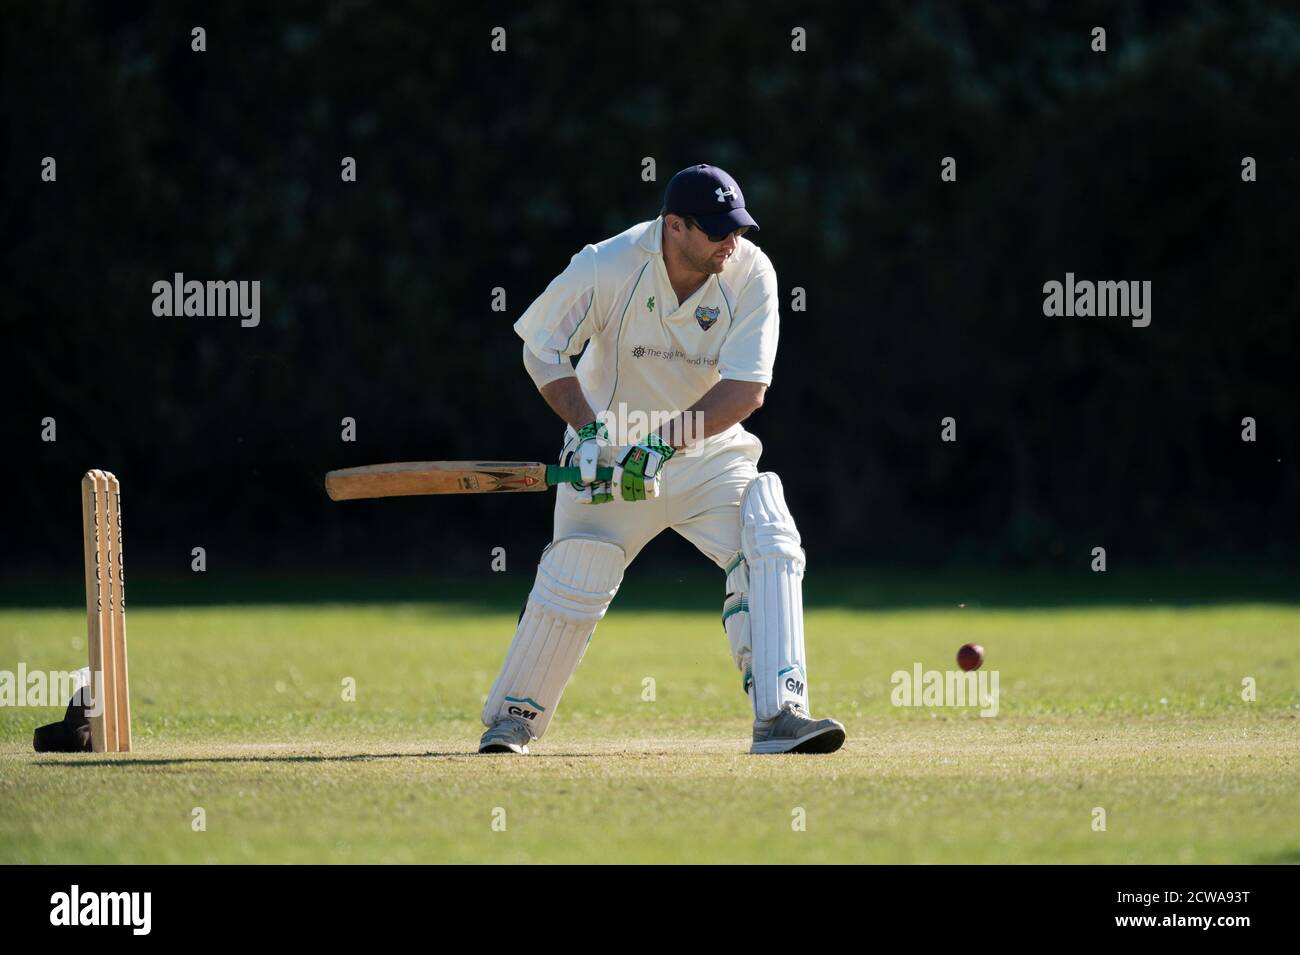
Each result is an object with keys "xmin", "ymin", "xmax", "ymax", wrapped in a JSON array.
[{"xmin": 957, "ymin": 643, "xmax": 984, "ymax": 672}]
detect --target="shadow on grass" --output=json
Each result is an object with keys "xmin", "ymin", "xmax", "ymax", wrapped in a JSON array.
[
  {"xmin": 34, "ymin": 752, "xmax": 610, "ymax": 766},
  {"xmin": 2, "ymin": 566, "xmax": 1297, "ymax": 612}
]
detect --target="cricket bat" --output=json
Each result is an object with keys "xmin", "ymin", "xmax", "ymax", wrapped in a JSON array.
[{"xmin": 325, "ymin": 459, "xmax": 617, "ymax": 501}]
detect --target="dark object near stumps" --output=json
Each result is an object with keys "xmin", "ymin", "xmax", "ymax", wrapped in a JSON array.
[{"xmin": 33, "ymin": 692, "xmax": 93, "ymax": 753}]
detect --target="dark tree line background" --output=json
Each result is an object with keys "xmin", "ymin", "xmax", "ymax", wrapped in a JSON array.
[{"xmin": 5, "ymin": 1, "xmax": 1297, "ymax": 578}]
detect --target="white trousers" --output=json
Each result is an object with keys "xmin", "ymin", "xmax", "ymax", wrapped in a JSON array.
[{"xmin": 554, "ymin": 429, "xmax": 764, "ymax": 569}]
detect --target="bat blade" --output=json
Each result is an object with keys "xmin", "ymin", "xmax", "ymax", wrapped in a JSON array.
[{"xmin": 325, "ymin": 462, "xmax": 553, "ymax": 500}]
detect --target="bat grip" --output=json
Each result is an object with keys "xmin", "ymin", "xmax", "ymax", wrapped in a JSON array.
[{"xmin": 547, "ymin": 465, "xmax": 616, "ymax": 486}]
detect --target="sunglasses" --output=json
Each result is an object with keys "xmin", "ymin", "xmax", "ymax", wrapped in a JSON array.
[{"xmin": 684, "ymin": 216, "xmax": 750, "ymax": 243}]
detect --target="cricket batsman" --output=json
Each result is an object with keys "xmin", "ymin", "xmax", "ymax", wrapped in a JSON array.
[{"xmin": 480, "ymin": 164, "xmax": 846, "ymax": 755}]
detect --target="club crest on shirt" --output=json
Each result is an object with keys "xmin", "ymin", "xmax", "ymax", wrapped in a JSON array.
[{"xmin": 695, "ymin": 305, "xmax": 721, "ymax": 330}]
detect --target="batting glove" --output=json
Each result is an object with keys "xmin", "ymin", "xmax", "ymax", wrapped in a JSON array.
[
  {"xmin": 565, "ymin": 419, "xmax": 614, "ymax": 505},
  {"xmin": 613, "ymin": 433, "xmax": 675, "ymax": 501}
]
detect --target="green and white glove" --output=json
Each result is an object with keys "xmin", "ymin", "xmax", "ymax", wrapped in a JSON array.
[
  {"xmin": 612, "ymin": 434, "xmax": 675, "ymax": 502},
  {"xmin": 565, "ymin": 419, "xmax": 614, "ymax": 505}
]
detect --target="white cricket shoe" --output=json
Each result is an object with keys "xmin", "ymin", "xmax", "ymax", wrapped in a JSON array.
[
  {"xmin": 751, "ymin": 702, "xmax": 846, "ymax": 754},
  {"xmin": 479, "ymin": 716, "xmax": 533, "ymax": 754}
]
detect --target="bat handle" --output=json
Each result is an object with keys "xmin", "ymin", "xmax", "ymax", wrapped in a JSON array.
[{"xmin": 547, "ymin": 465, "xmax": 616, "ymax": 487}]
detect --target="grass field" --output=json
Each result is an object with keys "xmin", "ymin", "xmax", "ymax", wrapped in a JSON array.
[{"xmin": 1, "ymin": 571, "xmax": 1297, "ymax": 863}]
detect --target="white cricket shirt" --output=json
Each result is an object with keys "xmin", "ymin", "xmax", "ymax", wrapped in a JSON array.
[{"xmin": 514, "ymin": 216, "xmax": 779, "ymax": 453}]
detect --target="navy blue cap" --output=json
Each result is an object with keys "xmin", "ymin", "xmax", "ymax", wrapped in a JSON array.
[{"xmin": 663, "ymin": 164, "xmax": 759, "ymax": 236}]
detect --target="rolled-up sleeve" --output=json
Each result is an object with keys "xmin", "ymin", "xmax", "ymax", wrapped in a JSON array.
[
  {"xmin": 514, "ymin": 245, "xmax": 599, "ymax": 364},
  {"xmin": 718, "ymin": 259, "xmax": 778, "ymax": 385}
]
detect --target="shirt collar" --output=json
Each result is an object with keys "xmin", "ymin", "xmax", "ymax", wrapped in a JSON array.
[{"xmin": 638, "ymin": 216, "xmax": 665, "ymax": 257}]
